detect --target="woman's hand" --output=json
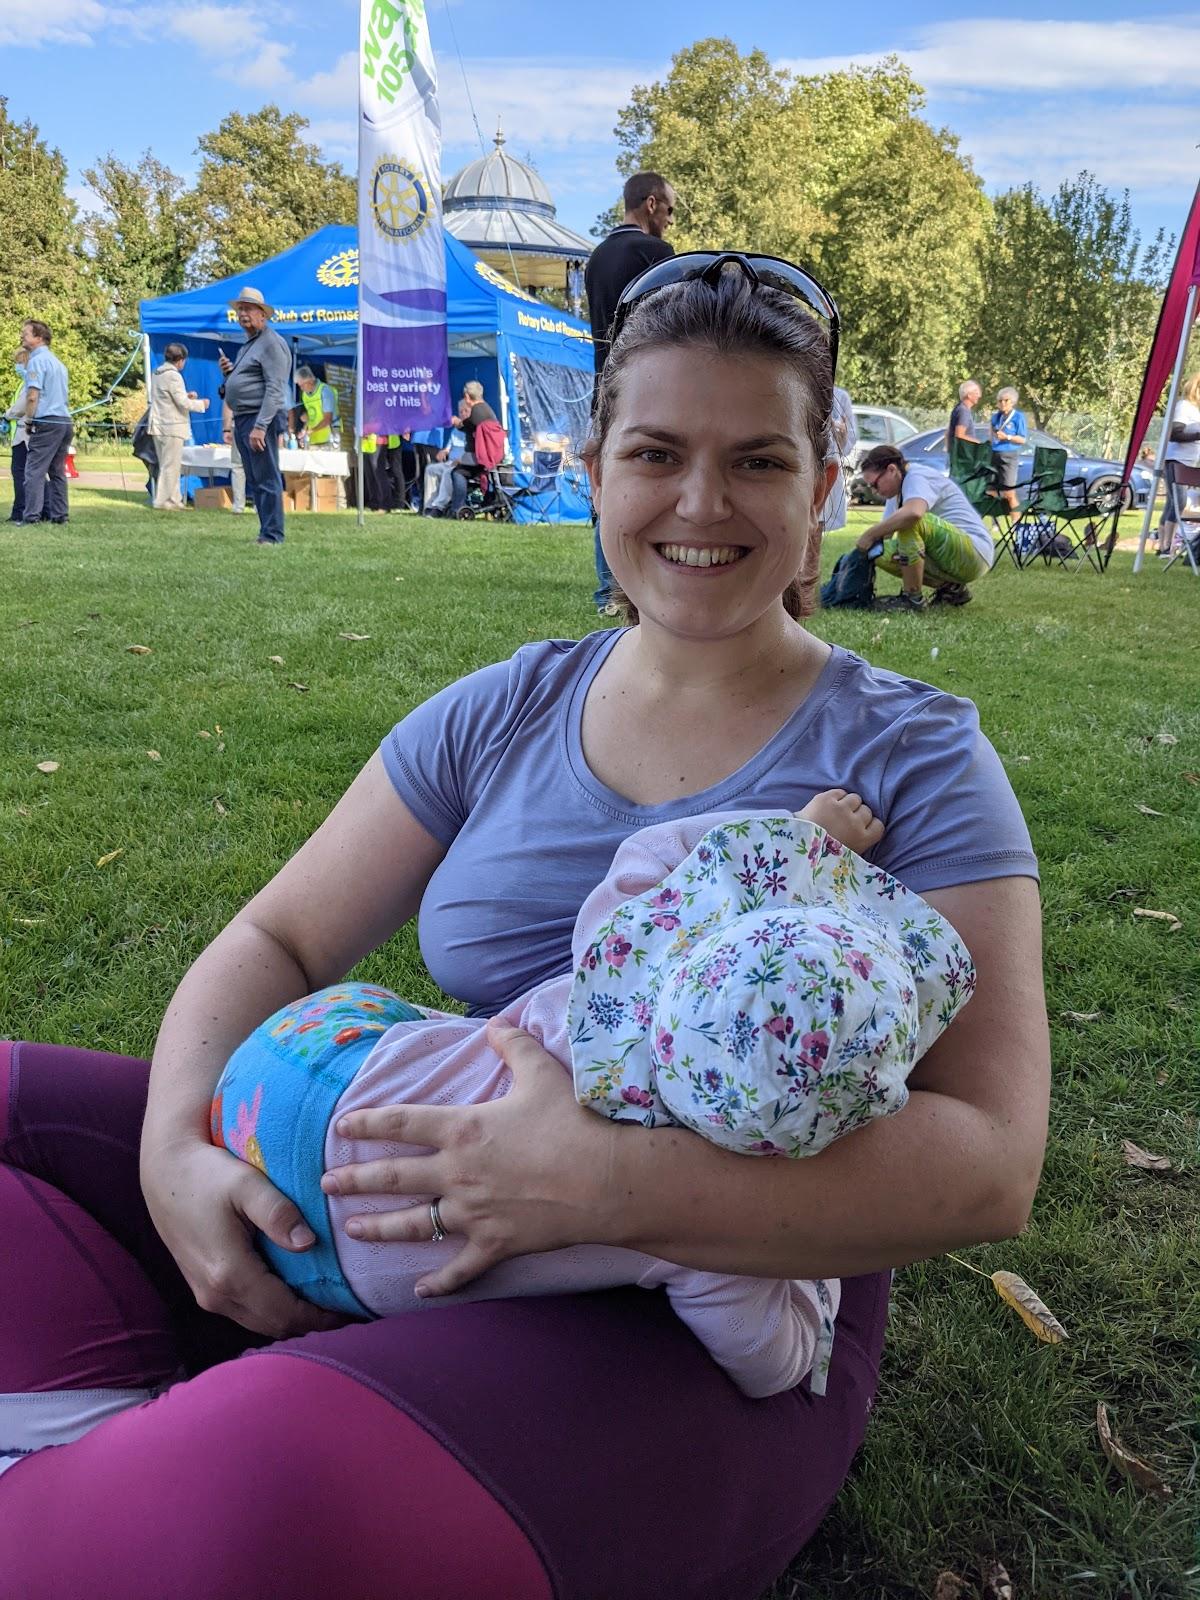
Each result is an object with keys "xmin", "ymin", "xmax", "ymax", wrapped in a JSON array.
[
  {"xmin": 141, "ymin": 1137, "xmax": 343, "ymax": 1339},
  {"xmin": 321, "ymin": 1022, "xmax": 616, "ymax": 1298}
]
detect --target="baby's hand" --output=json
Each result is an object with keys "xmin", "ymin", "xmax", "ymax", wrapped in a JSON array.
[{"xmin": 798, "ymin": 789, "xmax": 885, "ymax": 853}]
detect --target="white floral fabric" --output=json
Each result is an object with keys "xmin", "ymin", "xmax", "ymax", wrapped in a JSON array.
[{"xmin": 568, "ymin": 815, "xmax": 975, "ymax": 1158}]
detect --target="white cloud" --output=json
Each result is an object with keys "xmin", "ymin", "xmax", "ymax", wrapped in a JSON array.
[
  {"xmin": 440, "ymin": 58, "xmax": 656, "ymax": 148},
  {"xmin": 2, "ymin": 0, "xmax": 136, "ymax": 46},
  {"xmin": 167, "ymin": 4, "xmax": 296, "ymax": 90},
  {"xmin": 780, "ymin": 18, "xmax": 1200, "ymax": 95},
  {"xmin": 297, "ymin": 50, "xmax": 357, "ymax": 109},
  {"xmin": 288, "ymin": 52, "xmax": 657, "ymax": 160},
  {"xmin": 957, "ymin": 100, "xmax": 1200, "ymax": 204}
]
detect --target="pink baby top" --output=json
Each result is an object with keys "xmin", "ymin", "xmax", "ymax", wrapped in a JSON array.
[{"xmin": 327, "ymin": 813, "xmax": 842, "ymax": 1400}]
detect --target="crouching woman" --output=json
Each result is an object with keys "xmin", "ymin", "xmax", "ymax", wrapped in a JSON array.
[{"xmin": 856, "ymin": 442, "xmax": 995, "ymax": 611}]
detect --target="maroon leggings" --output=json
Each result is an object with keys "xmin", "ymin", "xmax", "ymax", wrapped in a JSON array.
[{"xmin": 0, "ymin": 1040, "xmax": 891, "ymax": 1599}]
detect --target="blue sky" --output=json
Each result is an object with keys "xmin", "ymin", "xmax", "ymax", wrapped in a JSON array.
[{"xmin": 5, "ymin": 1, "xmax": 1198, "ymax": 250}]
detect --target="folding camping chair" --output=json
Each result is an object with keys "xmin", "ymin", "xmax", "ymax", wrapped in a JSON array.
[
  {"xmin": 1161, "ymin": 462, "xmax": 1200, "ymax": 576},
  {"xmin": 505, "ymin": 448, "xmax": 589, "ymax": 524},
  {"xmin": 1012, "ymin": 446, "xmax": 1122, "ymax": 574},
  {"xmin": 948, "ymin": 437, "xmax": 1015, "ymax": 565}
]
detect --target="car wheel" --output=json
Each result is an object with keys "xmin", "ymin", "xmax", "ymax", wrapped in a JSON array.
[{"xmin": 1087, "ymin": 473, "xmax": 1129, "ymax": 514}]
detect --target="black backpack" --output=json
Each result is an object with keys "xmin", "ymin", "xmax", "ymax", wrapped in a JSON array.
[
  {"xmin": 131, "ymin": 409, "xmax": 158, "ymax": 471},
  {"xmin": 820, "ymin": 547, "xmax": 876, "ymax": 609}
]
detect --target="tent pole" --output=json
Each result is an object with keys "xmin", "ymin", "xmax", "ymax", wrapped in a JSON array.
[{"xmin": 1134, "ymin": 280, "xmax": 1198, "ymax": 573}]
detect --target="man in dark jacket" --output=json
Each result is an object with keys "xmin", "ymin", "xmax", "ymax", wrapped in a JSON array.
[{"xmin": 584, "ymin": 172, "xmax": 677, "ymax": 608}]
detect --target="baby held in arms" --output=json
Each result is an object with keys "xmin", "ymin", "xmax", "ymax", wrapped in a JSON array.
[{"xmin": 212, "ymin": 789, "xmax": 976, "ymax": 1399}]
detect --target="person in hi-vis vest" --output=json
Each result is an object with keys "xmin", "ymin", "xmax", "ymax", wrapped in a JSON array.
[{"xmin": 292, "ymin": 367, "xmax": 337, "ymax": 446}]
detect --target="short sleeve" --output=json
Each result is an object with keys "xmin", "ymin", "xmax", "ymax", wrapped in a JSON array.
[
  {"xmin": 1013, "ymin": 413, "xmax": 1028, "ymax": 440},
  {"xmin": 873, "ymin": 694, "xmax": 1038, "ymax": 893},
  {"xmin": 379, "ymin": 642, "xmax": 575, "ymax": 847},
  {"xmin": 903, "ymin": 466, "xmax": 937, "ymax": 507}
]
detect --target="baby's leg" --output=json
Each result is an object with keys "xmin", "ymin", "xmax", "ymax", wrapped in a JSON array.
[{"xmin": 798, "ymin": 789, "xmax": 884, "ymax": 853}]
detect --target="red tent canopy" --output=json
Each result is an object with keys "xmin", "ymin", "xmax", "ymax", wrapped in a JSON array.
[{"xmin": 1123, "ymin": 181, "xmax": 1200, "ymax": 482}]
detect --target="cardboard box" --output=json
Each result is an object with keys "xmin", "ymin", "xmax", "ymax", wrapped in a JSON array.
[{"xmin": 193, "ymin": 486, "xmax": 232, "ymax": 510}]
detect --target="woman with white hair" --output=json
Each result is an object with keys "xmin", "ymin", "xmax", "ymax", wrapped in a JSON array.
[{"xmin": 989, "ymin": 386, "xmax": 1027, "ymax": 515}]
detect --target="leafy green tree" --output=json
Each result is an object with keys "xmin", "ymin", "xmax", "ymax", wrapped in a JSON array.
[
  {"xmin": 611, "ymin": 39, "xmax": 823, "ymax": 261},
  {"xmin": 0, "ymin": 98, "xmax": 103, "ymax": 406},
  {"xmin": 820, "ymin": 117, "xmax": 990, "ymax": 406},
  {"xmin": 606, "ymin": 39, "xmax": 989, "ymax": 403},
  {"xmin": 83, "ymin": 152, "xmax": 195, "ymax": 384},
  {"xmin": 968, "ymin": 173, "xmax": 1168, "ymax": 433},
  {"xmin": 183, "ymin": 106, "xmax": 355, "ymax": 282}
]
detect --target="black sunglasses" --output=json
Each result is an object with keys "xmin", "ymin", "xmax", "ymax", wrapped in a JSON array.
[{"xmin": 610, "ymin": 251, "xmax": 840, "ymax": 377}]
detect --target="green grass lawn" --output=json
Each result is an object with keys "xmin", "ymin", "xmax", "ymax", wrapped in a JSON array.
[{"xmin": 2, "ymin": 487, "xmax": 1197, "ymax": 1599}]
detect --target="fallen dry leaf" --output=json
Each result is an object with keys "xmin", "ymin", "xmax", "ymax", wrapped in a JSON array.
[
  {"xmin": 146, "ymin": 749, "xmax": 161, "ymax": 762},
  {"xmin": 1156, "ymin": 1069, "xmax": 1169, "ymax": 1086},
  {"xmin": 1061, "ymin": 1010, "xmax": 1102, "ymax": 1023},
  {"xmin": 991, "ymin": 1270, "xmax": 1068, "ymax": 1343},
  {"xmin": 15, "ymin": 917, "xmax": 42, "ymax": 926},
  {"xmin": 933, "ymin": 1573, "xmax": 970, "ymax": 1600},
  {"xmin": 216, "ymin": 741, "xmax": 225, "ymax": 752},
  {"xmin": 1096, "ymin": 1402, "xmax": 1172, "ymax": 1499},
  {"xmin": 338, "ymin": 631, "xmax": 371, "ymax": 642},
  {"xmin": 212, "ymin": 797, "xmax": 228, "ymax": 817},
  {"xmin": 197, "ymin": 730, "xmax": 212, "ymax": 739},
  {"xmin": 35, "ymin": 760, "xmax": 60, "ymax": 775},
  {"xmin": 16, "ymin": 805, "xmax": 30, "ymax": 816},
  {"xmin": 1156, "ymin": 732, "xmax": 1178, "ymax": 746},
  {"xmin": 73, "ymin": 625, "xmax": 88, "ymax": 635},
  {"xmin": 268, "ymin": 654, "xmax": 284, "ymax": 666},
  {"xmin": 981, "ymin": 1561, "xmax": 1015, "ymax": 1600},
  {"xmin": 1133, "ymin": 907, "xmax": 1182, "ymax": 933},
  {"xmin": 1182, "ymin": 771, "xmax": 1200, "ymax": 786},
  {"xmin": 288, "ymin": 682, "xmax": 310, "ymax": 693},
  {"xmin": 1121, "ymin": 1139, "xmax": 1172, "ymax": 1173},
  {"xmin": 125, "ymin": 644, "xmax": 152, "ymax": 655},
  {"xmin": 1134, "ymin": 804, "xmax": 1164, "ymax": 817},
  {"xmin": 94, "ymin": 848, "xmax": 125, "ymax": 868}
]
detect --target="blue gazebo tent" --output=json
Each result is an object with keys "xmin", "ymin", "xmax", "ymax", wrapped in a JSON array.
[{"xmin": 139, "ymin": 226, "xmax": 594, "ymax": 519}]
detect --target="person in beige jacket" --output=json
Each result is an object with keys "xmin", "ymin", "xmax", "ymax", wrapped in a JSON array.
[{"xmin": 149, "ymin": 344, "xmax": 209, "ymax": 510}]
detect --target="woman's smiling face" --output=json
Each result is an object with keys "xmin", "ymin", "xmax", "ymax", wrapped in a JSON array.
[{"xmin": 589, "ymin": 346, "xmax": 835, "ymax": 642}]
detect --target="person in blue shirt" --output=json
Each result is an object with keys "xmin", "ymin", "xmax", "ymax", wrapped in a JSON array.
[
  {"xmin": 989, "ymin": 386, "xmax": 1028, "ymax": 515},
  {"xmin": 19, "ymin": 319, "xmax": 73, "ymax": 525}
]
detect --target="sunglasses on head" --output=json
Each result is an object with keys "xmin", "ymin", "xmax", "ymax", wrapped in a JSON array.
[{"xmin": 610, "ymin": 251, "xmax": 840, "ymax": 377}]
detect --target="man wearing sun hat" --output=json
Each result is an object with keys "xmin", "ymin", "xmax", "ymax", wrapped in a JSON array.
[{"xmin": 219, "ymin": 286, "xmax": 291, "ymax": 544}]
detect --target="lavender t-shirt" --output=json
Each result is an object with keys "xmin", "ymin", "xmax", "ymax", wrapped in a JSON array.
[{"xmin": 381, "ymin": 631, "xmax": 1037, "ymax": 1016}]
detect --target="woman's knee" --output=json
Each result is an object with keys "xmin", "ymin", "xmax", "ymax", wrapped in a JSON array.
[{"xmin": 1, "ymin": 1352, "xmax": 550, "ymax": 1600}]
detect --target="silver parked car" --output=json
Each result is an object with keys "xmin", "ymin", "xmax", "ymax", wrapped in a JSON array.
[{"xmin": 860, "ymin": 427, "xmax": 1154, "ymax": 511}]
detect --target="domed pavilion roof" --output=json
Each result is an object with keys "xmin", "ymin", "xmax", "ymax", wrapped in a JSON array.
[{"xmin": 443, "ymin": 123, "xmax": 591, "ymax": 292}]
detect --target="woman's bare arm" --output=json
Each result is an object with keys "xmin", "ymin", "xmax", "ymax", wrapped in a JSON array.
[
  {"xmin": 326, "ymin": 876, "xmax": 1049, "ymax": 1292},
  {"xmin": 144, "ymin": 752, "xmax": 445, "ymax": 1143},
  {"xmin": 140, "ymin": 752, "xmax": 447, "ymax": 1334}
]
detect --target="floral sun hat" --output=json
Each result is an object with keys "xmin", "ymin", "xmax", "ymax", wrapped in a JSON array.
[{"xmin": 567, "ymin": 814, "xmax": 975, "ymax": 1158}]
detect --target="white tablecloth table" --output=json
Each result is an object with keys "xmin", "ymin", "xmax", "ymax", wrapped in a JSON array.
[{"xmin": 180, "ymin": 446, "xmax": 351, "ymax": 508}]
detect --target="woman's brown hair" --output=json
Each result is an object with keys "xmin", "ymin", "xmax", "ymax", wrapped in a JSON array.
[{"xmin": 584, "ymin": 267, "xmax": 834, "ymax": 622}]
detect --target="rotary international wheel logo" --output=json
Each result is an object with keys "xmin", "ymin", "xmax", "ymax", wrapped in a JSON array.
[
  {"xmin": 316, "ymin": 248, "xmax": 359, "ymax": 288},
  {"xmin": 371, "ymin": 160, "xmax": 431, "ymax": 241}
]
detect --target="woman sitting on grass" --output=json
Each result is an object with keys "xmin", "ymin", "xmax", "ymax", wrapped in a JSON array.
[
  {"xmin": 855, "ymin": 441, "xmax": 997, "ymax": 612},
  {"xmin": 0, "ymin": 253, "xmax": 1050, "ymax": 1600}
]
